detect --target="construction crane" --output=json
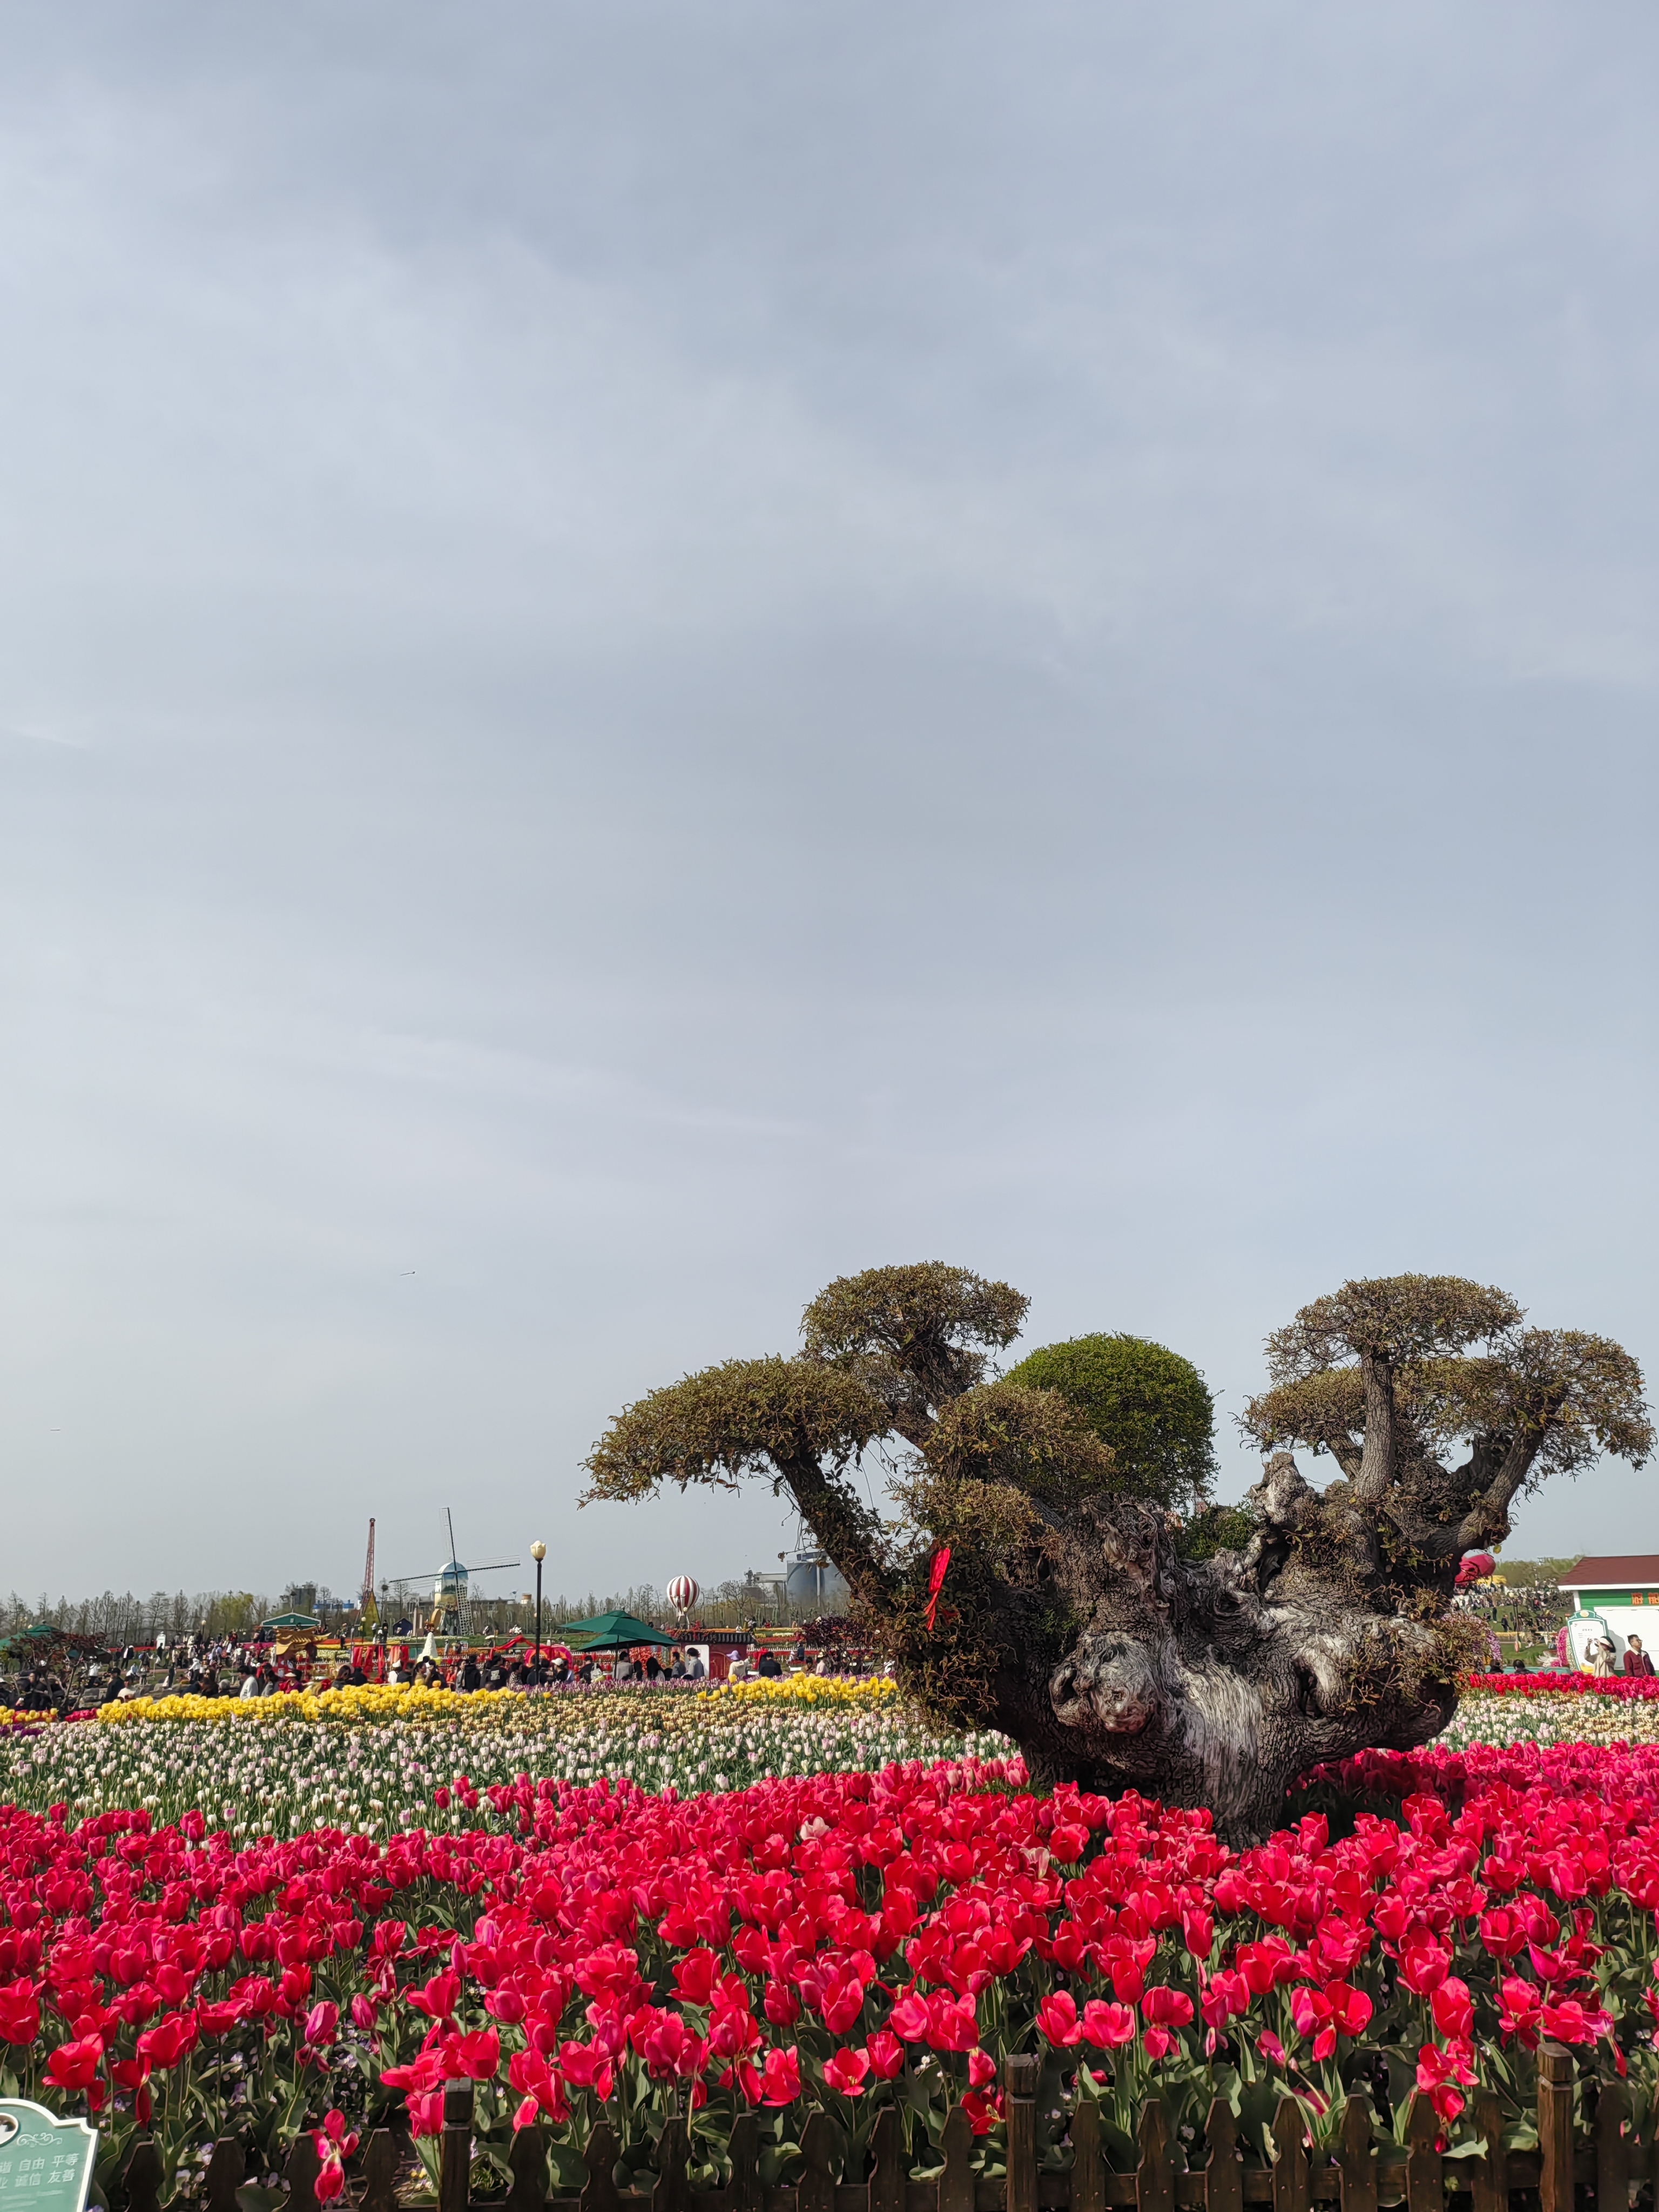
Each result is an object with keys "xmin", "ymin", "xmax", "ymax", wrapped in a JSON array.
[{"xmin": 359, "ymin": 1519, "xmax": 378, "ymax": 1629}]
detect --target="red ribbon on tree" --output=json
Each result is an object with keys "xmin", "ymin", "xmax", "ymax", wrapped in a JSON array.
[{"xmin": 925, "ymin": 1546, "xmax": 952, "ymax": 1631}]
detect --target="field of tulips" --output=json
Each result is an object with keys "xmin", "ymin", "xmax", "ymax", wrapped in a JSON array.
[
  {"xmin": 0, "ymin": 1680, "xmax": 1004, "ymax": 1841},
  {"xmin": 8, "ymin": 1668, "xmax": 1656, "ymax": 1846},
  {"xmin": 0, "ymin": 1731, "xmax": 1655, "ymax": 2208},
  {"xmin": 1443, "ymin": 1671, "xmax": 1659, "ymax": 1750}
]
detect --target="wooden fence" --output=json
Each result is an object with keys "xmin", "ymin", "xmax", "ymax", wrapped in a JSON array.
[{"xmin": 115, "ymin": 2047, "xmax": 1650, "ymax": 2212}]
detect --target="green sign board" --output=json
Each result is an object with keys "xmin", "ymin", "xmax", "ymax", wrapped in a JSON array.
[{"xmin": 0, "ymin": 2102, "xmax": 97, "ymax": 2212}]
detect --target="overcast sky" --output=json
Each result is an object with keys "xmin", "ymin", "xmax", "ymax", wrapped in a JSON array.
[{"xmin": 2, "ymin": 3, "xmax": 1656, "ymax": 1607}]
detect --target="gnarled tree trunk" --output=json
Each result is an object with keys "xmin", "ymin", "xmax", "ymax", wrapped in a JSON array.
[{"xmin": 806, "ymin": 1458, "xmax": 1463, "ymax": 1847}]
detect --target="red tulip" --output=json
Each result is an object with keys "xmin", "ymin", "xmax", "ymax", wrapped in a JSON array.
[
  {"xmin": 46, "ymin": 2033, "xmax": 103, "ymax": 2097},
  {"xmin": 823, "ymin": 2047, "xmax": 870, "ymax": 2096},
  {"xmin": 1415, "ymin": 2041, "xmax": 1473, "ymax": 2122},
  {"xmin": 1081, "ymin": 2000, "xmax": 1136, "ymax": 2048},
  {"xmin": 672, "ymin": 1949, "xmax": 720, "ymax": 2006},
  {"xmin": 760, "ymin": 2047, "xmax": 800, "ymax": 2106},
  {"xmin": 1429, "ymin": 1979, "xmax": 1474, "ymax": 2040},
  {"xmin": 1540, "ymin": 1998, "xmax": 1614, "ymax": 2046},
  {"xmin": 864, "ymin": 2028, "xmax": 906, "ymax": 2080},
  {"xmin": 1141, "ymin": 1986, "xmax": 1193, "ymax": 2028},
  {"xmin": 1200, "ymin": 1970, "xmax": 1249, "ymax": 2029},
  {"xmin": 138, "ymin": 2011, "xmax": 198, "ymax": 2071},
  {"xmin": 0, "ymin": 1979, "xmax": 39, "ymax": 2046}
]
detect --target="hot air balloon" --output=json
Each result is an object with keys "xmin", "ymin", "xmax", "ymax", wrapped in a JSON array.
[{"xmin": 665, "ymin": 1575, "xmax": 699, "ymax": 1618}]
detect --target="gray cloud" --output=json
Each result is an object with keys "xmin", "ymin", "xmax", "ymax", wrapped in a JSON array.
[{"xmin": 1, "ymin": 2, "xmax": 1656, "ymax": 1603}]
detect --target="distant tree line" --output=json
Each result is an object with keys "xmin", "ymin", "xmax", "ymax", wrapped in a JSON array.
[
  {"xmin": 1490, "ymin": 1557, "xmax": 1579, "ymax": 1589},
  {"xmin": 1, "ymin": 1573, "xmax": 850, "ymax": 1647},
  {"xmin": 0, "ymin": 1590, "xmax": 272, "ymax": 1643}
]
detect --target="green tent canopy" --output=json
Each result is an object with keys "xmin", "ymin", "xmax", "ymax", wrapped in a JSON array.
[{"xmin": 558, "ymin": 1609, "xmax": 677, "ymax": 1650}]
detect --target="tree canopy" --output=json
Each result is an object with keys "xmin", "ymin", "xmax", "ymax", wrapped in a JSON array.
[
  {"xmin": 1243, "ymin": 1271, "xmax": 1653, "ymax": 1569},
  {"xmin": 584, "ymin": 1261, "xmax": 1651, "ymax": 1843},
  {"xmin": 1003, "ymin": 1332, "xmax": 1216, "ymax": 1514}
]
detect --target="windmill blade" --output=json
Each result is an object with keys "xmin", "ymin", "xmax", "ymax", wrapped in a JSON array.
[{"xmin": 466, "ymin": 1560, "xmax": 520, "ymax": 1573}]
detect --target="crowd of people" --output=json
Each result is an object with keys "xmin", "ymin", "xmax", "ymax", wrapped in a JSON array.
[
  {"xmin": 1452, "ymin": 1579, "xmax": 1570, "ymax": 1640},
  {"xmin": 3, "ymin": 1629, "xmax": 887, "ymax": 1714},
  {"xmin": 2, "ymin": 1663, "xmax": 72, "ymax": 1712}
]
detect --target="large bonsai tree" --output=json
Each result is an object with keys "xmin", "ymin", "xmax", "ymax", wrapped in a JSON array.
[{"xmin": 583, "ymin": 1263, "xmax": 1651, "ymax": 1843}]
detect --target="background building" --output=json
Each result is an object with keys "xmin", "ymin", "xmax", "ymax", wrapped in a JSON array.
[{"xmin": 1558, "ymin": 1557, "xmax": 1659, "ymax": 1666}]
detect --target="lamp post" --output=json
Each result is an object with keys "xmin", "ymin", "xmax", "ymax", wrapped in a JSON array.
[{"xmin": 530, "ymin": 1542, "xmax": 547, "ymax": 1684}]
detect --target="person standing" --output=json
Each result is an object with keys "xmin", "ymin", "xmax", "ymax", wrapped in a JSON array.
[{"xmin": 1626, "ymin": 1635, "xmax": 1656, "ymax": 1677}]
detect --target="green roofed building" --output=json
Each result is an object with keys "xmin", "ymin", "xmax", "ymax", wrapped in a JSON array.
[{"xmin": 1557, "ymin": 1556, "xmax": 1659, "ymax": 1668}]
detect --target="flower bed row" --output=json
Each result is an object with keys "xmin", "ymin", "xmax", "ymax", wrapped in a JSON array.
[
  {"xmin": 0, "ymin": 1682, "xmax": 998, "ymax": 1840},
  {"xmin": 1440, "ymin": 1677, "xmax": 1659, "ymax": 1750},
  {"xmin": 0, "ymin": 1739, "xmax": 1653, "ymax": 2207},
  {"xmin": 1467, "ymin": 1671, "xmax": 1659, "ymax": 1701},
  {"xmin": 94, "ymin": 1674, "xmax": 906, "ymax": 1729}
]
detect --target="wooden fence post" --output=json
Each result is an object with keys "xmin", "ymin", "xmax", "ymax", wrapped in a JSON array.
[
  {"xmin": 1336, "ymin": 2092, "xmax": 1375, "ymax": 2212},
  {"xmin": 1203, "ymin": 2101, "xmax": 1243, "ymax": 2212},
  {"xmin": 727, "ymin": 2112, "xmax": 764, "ymax": 2212},
  {"xmin": 798, "ymin": 2110, "xmax": 841, "ymax": 2212},
  {"xmin": 938, "ymin": 2104, "xmax": 975, "ymax": 2212},
  {"xmin": 1597, "ymin": 2074, "xmax": 1630, "ymax": 2212},
  {"xmin": 1004, "ymin": 2054, "xmax": 1040, "ymax": 2212},
  {"xmin": 868, "ymin": 2105, "xmax": 905, "ymax": 2212},
  {"xmin": 1403, "ymin": 2093, "xmax": 1440, "ymax": 2212},
  {"xmin": 1538, "ymin": 2043, "xmax": 1576, "ymax": 2212},
  {"xmin": 1072, "ymin": 2098, "xmax": 1107, "ymax": 2212},
  {"xmin": 120, "ymin": 2137, "xmax": 164, "ymax": 2212},
  {"xmin": 358, "ymin": 2129, "xmax": 401, "ymax": 2212},
  {"xmin": 581, "ymin": 2120, "xmax": 623, "ymax": 2212},
  {"xmin": 509, "ymin": 2120, "xmax": 550, "ymax": 2212},
  {"xmin": 281, "ymin": 2129, "xmax": 322, "ymax": 2212},
  {"xmin": 1136, "ymin": 2099, "xmax": 1174, "ymax": 2212},
  {"xmin": 1270, "ymin": 2098, "xmax": 1310, "ymax": 2212},
  {"xmin": 203, "ymin": 2139, "xmax": 245, "ymax": 2212},
  {"xmin": 1468, "ymin": 2091, "xmax": 1506, "ymax": 2212},
  {"xmin": 440, "ymin": 2082, "xmax": 474, "ymax": 2212},
  {"xmin": 649, "ymin": 2119, "xmax": 687, "ymax": 2212}
]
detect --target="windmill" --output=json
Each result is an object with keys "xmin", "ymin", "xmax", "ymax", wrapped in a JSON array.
[{"xmin": 381, "ymin": 1510, "xmax": 519, "ymax": 1644}]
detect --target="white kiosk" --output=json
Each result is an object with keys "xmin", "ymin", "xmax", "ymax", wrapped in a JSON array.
[{"xmin": 1558, "ymin": 1555, "xmax": 1659, "ymax": 1669}]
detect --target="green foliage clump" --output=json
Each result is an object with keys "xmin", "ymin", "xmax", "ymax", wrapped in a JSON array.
[
  {"xmin": 1176, "ymin": 1503, "xmax": 1257, "ymax": 1560},
  {"xmin": 1004, "ymin": 1333, "xmax": 1216, "ymax": 1514}
]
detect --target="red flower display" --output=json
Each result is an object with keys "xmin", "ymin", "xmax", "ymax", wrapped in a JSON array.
[{"xmin": 0, "ymin": 1737, "xmax": 1655, "ymax": 2178}]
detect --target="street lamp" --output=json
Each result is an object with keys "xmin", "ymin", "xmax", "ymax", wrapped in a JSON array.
[{"xmin": 530, "ymin": 1542, "xmax": 547, "ymax": 1684}]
